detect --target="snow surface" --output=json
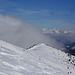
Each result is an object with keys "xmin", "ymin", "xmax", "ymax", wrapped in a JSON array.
[{"xmin": 0, "ymin": 40, "xmax": 75, "ymax": 75}]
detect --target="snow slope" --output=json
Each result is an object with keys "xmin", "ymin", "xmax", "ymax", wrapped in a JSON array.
[{"xmin": 0, "ymin": 40, "xmax": 75, "ymax": 75}]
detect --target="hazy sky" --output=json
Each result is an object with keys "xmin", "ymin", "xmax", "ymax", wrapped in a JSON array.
[{"xmin": 0, "ymin": 0, "xmax": 75, "ymax": 30}]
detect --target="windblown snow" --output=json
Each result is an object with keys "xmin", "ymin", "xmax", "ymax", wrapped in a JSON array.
[{"xmin": 0, "ymin": 40, "xmax": 75, "ymax": 75}]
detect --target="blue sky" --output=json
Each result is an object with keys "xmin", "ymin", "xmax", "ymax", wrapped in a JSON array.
[{"xmin": 0, "ymin": 0, "xmax": 75, "ymax": 30}]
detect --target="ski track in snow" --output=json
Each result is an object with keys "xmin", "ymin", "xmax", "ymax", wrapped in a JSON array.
[{"xmin": 0, "ymin": 40, "xmax": 75, "ymax": 75}]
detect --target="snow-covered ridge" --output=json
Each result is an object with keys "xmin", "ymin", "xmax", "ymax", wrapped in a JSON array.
[{"xmin": 0, "ymin": 40, "xmax": 75, "ymax": 75}]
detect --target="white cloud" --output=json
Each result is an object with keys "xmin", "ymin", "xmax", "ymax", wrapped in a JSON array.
[
  {"xmin": 0, "ymin": 0, "xmax": 18, "ymax": 7},
  {"xmin": 15, "ymin": 9, "xmax": 50, "ymax": 18},
  {"xmin": 0, "ymin": 14, "xmax": 62, "ymax": 49},
  {"xmin": 0, "ymin": 14, "xmax": 23, "ymax": 26}
]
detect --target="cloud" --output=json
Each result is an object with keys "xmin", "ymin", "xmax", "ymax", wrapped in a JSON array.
[
  {"xmin": 0, "ymin": 14, "xmax": 62, "ymax": 49},
  {"xmin": 0, "ymin": 0, "xmax": 19, "ymax": 15},
  {"xmin": 0, "ymin": 9, "xmax": 5, "ymax": 12},
  {"xmin": 0, "ymin": 0, "xmax": 18, "ymax": 7},
  {"xmin": 41, "ymin": 19, "xmax": 75, "ymax": 30},
  {"xmin": 14, "ymin": 8, "xmax": 75, "ymax": 24},
  {"xmin": 0, "ymin": 14, "xmax": 23, "ymax": 26},
  {"xmin": 15, "ymin": 8, "xmax": 50, "ymax": 17}
]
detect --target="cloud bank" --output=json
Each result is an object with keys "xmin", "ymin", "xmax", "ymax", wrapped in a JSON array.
[{"xmin": 0, "ymin": 14, "xmax": 63, "ymax": 49}]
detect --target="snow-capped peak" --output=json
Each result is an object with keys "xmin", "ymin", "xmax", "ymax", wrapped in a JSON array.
[
  {"xmin": 42, "ymin": 28, "xmax": 75, "ymax": 34},
  {"xmin": 51, "ymin": 28, "xmax": 61, "ymax": 34},
  {"xmin": 64, "ymin": 30, "xmax": 74, "ymax": 34},
  {"xmin": 42, "ymin": 28, "xmax": 61, "ymax": 34}
]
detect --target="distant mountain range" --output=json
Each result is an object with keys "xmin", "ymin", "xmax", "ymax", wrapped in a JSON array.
[
  {"xmin": 42, "ymin": 28, "xmax": 75, "ymax": 34},
  {"xmin": 42, "ymin": 28, "xmax": 75, "ymax": 55}
]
